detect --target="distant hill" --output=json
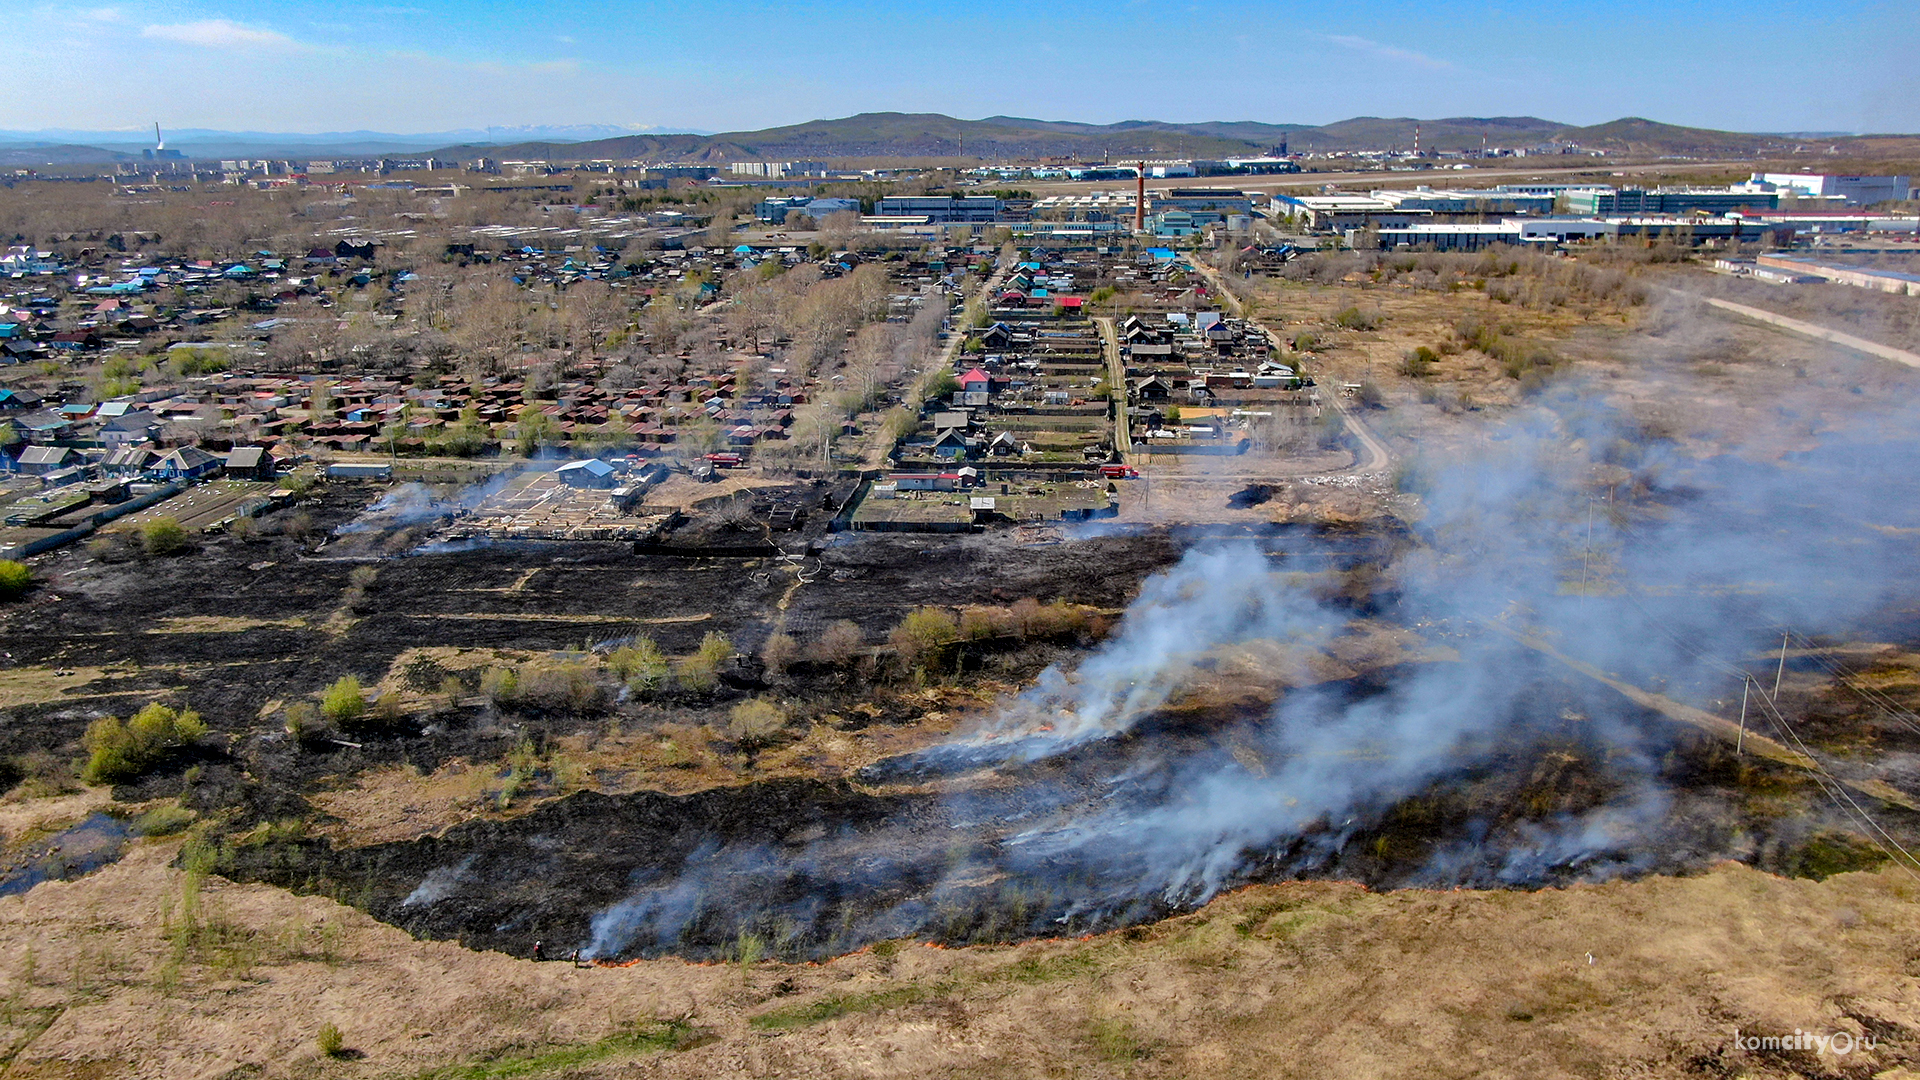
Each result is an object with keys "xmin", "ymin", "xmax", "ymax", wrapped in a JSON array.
[
  {"xmin": 432, "ymin": 112, "xmax": 1861, "ymax": 163},
  {"xmin": 6, "ymin": 113, "xmax": 1911, "ymax": 167},
  {"xmin": 1551, "ymin": 117, "xmax": 1801, "ymax": 156},
  {"xmin": 0, "ymin": 144, "xmax": 134, "ymax": 167}
]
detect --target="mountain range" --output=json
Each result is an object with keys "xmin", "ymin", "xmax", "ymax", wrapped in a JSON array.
[{"xmin": 0, "ymin": 113, "xmax": 1890, "ymax": 167}]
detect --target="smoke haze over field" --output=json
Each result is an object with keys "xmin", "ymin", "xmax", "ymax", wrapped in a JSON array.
[{"xmin": 565, "ymin": 387, "xmax": 1920, "ymax": 958}]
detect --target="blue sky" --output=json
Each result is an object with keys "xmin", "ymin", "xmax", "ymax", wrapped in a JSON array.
[{"xmin": 11, "ymin": 0, "xmax": 1918, "ymax": 135}]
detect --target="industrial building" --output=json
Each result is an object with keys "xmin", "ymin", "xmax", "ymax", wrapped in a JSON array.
[
  {"xmin": 753, "ymin": 196, "xmax": 862, "ymax": 223},
  {"xmin": 1564, "ymin": 188, "xmax": 1780, "ymax": 215},
  {"xmin": 1150, "ymin": 189, "xmax": 1257, "ymax": 217},
  {"xmin": 729, "ymin": 161, "xmax": 830, "ymax": 179},
  {"xmin": 1755, "ymin": 254, "xmax": 1920, "ymax": 296},
  {"xmin": 1370, "ymin": 187, "xmax": 1557, "ymax": 215},
  {"xmin": 1744, "ymin": 173, "xmax": 1914, "ymax": 206},
  {"xmin": 1357, "ymin": 215, "xmax": 1790, "ymax": 251},
  {"xmin": 1274, "ymin": 194, "xmax": 1421, "ymax": 231},
  {"xmin": 872, "ymin": 196, "xmax": 1005, "ymax": 223}
]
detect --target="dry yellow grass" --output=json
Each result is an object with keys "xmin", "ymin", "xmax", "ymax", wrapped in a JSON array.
[{"xmin": 2, "ymin": 837, "xmax": 1916, "ymax": 1079}]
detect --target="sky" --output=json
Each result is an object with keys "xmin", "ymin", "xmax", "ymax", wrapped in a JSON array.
[{"xmin": 8, "ymin": 0, "xmax": 1919, "ymax": 137}]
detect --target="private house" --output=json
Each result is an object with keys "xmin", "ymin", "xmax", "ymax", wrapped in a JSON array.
[
  {"xmin": 152, "ymin": 446, "xmax": 221, "ymax": 480},
  {"xmin": 101, "ymin": 410, "xmax": 161, "ymax": 448},
  {"xmin": 102, "ymin": 446, "xmax": 160, "ymax": 475},
  {"xmin": 17, "ymin": 445, "xmax": 79, "ymax": 475},
  {"xmin": 223, "ymin": 446, "xmax": 276, "ymax": 482},
  {"xmin": 8, "ymin": 409, "xmax": 73, "ymax": 444},
  {"xmin": 930, "ymin": 428, "xmax": 971, "ymax": 461},
  {"xmin": 957, "ymin": 367, "xmax": 993, "ymax": 395}
]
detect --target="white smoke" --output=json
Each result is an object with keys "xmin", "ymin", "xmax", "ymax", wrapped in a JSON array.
[{"xmin": 576, "ymin": 383, "xmax": 1920, "ymax": 959}]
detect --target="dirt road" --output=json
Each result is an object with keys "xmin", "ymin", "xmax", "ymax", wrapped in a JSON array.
[
  {"xmin": 1191, "ymin": 260, "xmax": 1393, "ymax": 475},
  {"xmin": 1667, "ymin": 287, "xmax": 1920, "ymax": 369}
]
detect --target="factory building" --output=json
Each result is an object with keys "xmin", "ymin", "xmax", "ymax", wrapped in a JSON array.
[
  {"xmin": 1564, "ymin": 188, "xmax": 1779, "ymax": 215},
  {"xmin": 872, "ymin": 196, "xmax": 1005, "ymax": 223},
  {"xmin": 1370, "ymin": 187, "xmax": 1557, "ymax": 215},
  {"xmin": 1745, "ymin": 173, "xmax": 1914, "ymax": 206}
]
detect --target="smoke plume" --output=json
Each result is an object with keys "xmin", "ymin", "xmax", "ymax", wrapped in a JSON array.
[{"xmin": 573, "ymin": 385, "xmax": 1920, "ymax": 959}]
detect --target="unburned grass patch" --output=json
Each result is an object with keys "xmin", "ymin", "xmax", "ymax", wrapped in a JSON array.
[
  {"xmin": 405, "ymin": 1021, "xmax": 703, "ymax": 1079},
  {"xmin": 749, "ymin": 983, "xmax": 949, "ymax": 1030}
]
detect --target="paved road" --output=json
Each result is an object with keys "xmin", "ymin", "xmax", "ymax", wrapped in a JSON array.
[{"xmin": 1190, "ymin": 261, "xmax": 1393, "ymax": 475}]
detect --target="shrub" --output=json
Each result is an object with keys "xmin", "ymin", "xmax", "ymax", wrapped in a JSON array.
[
  {"xmin": 517, "ymin": 661, "xmax": 603, "ymax": 713},
  {"xmin": 959, "ymin": 607, "xmax": 999, "ymax": 641},
  {"xmin": 81, "ymin": 703, "xmax": 206, "ymax": 784},
  {"xmin": 676, "ymin": 631, "xmax": 734, "ymax": 693},
  {"xmin": 808, "ymin": 620, "xmax": 864, "ymax": 666},
  {"xmin": 760, "ymin": 632, "xmax": 799, "ymax": 675},
  {"xmin": 317, "ymin": 1023, "xmax": 345, "ymax": 1058},
  {"xmin": 890, "ymin": 607, "xmax": 959, "ymax": 665},
  {"xmin": 1356, "ymin": 379, "xmax": 1384, "ymax": 408},
  {"xmin": 723, "ymin": 698, "xmax": 789, "ymax": 748},
  {"xmin": 609, "ymin": 637, "xmax": 668, "ymax": 694},
  {"xmin": 319, "ymin": 676, "xmax": 366, "ymax": 725},
  {"xmin": 1291, "ymin": 331, "xmax": 1320, "ymax": 352},
  {"xmin": 140, "ymin": 518, "xmax": 190, "ymax": 557},
  {"xmin": 1333, "ymin": 306, "xmax": 1380, "ymax": 331},
  {"xmin": 283, "ymin": 701, "xmax": 329, "ymax": 747},
  {"xmin": 479, "ymin": 665, "xmax": 519, "ymax": 704},
  {"xmin": 1398, "ymin": 346, "xmax": 1438, "ymax": 378},
  {"xmin": 0, "ymin": 560, "xmax": 29, "ymax": 600}
]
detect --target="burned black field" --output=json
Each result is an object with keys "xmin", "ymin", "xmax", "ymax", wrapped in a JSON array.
[{"xmin": 6, "ymin": 477, "xmax": 1920, "ymax": 967}]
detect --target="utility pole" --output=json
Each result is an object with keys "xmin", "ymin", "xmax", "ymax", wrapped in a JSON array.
[
  {"xmin": 1736, "ymin": 677, "xmax": 1750, "ymax": 755},
  {"xmin": 1582, "ymin": 496, "xmax": 1594, "ymax": 595},
  {"xmin": 1773, "ymin": 630, "xmax": 1790, "ymax": 698}
]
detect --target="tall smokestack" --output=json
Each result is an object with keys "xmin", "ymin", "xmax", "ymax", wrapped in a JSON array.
[
  {"xmin": 154, "ymin": 122, "xmax": 164, "ymax": 151},
  {"xmin": 1413, "ymin": 123, "xmax": 1420, "ymax": 157},
  {"xmin": 1135, "ymin": 164, "xmax": 1146, "ymax": 233}
]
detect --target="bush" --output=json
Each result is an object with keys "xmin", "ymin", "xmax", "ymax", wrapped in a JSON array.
[
  {"xmin": 723, "ymin": 698, "xmax": 789, "ymax": 748},
  {"xmin": 1333, "ymin": 306, "xmax": 1380, "ymax": 331},
  {"xmin": 517, "ymin": 661, "xmax": 603, "ymax": 713},
  {"xmin": 317, "ymin": 1023, "xmax": 345, "ymax": 1058},
  {"xmin": 81, "ymin": 702, "xmax": 207, "ymax": 784},
  {"xmin": 890, "ymin": 607, "xmax": 959, "ymax": 665},
  {"xmin": 1398, "ymin": 346, "xmax": 1437, "ymax": 378},
  {"xmin": 141, "ymin": 518, "xmax": 190, "ymax": 557},
  {"xmin": 0, "ymin": 560, "xmax": 29, "ymax": 600},
  {"xmin": 808, "ymin": 620, "xmax": 864, "ymax": 666},
  {"xmin": 319, "ymin": 676, "xmax": 367, "ymax": 725},
  {"xmin": 959, "ymin": 607, "xmax": 999, "ymax": 641},
  {"xmin": 609, "ymin": 637, "xmax": 668, "ymax": 694},
  {"xmin": 676, "ymin": 631, "xmax": 734, "ymax": 693},
  {"xmin": 479, "ymin": 665, "xmax": 519, "ymax": 704},
  {"xmin": 1291, "ymin": 331, "xmax": 1320, "ymax": 352},
  {"xmin": 283, "ymin": 701, "xmax": 330, "ymax": 747},
  {"xmin": 760, "ymin": 632, "xmax": 799, "ymax": 675}
]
